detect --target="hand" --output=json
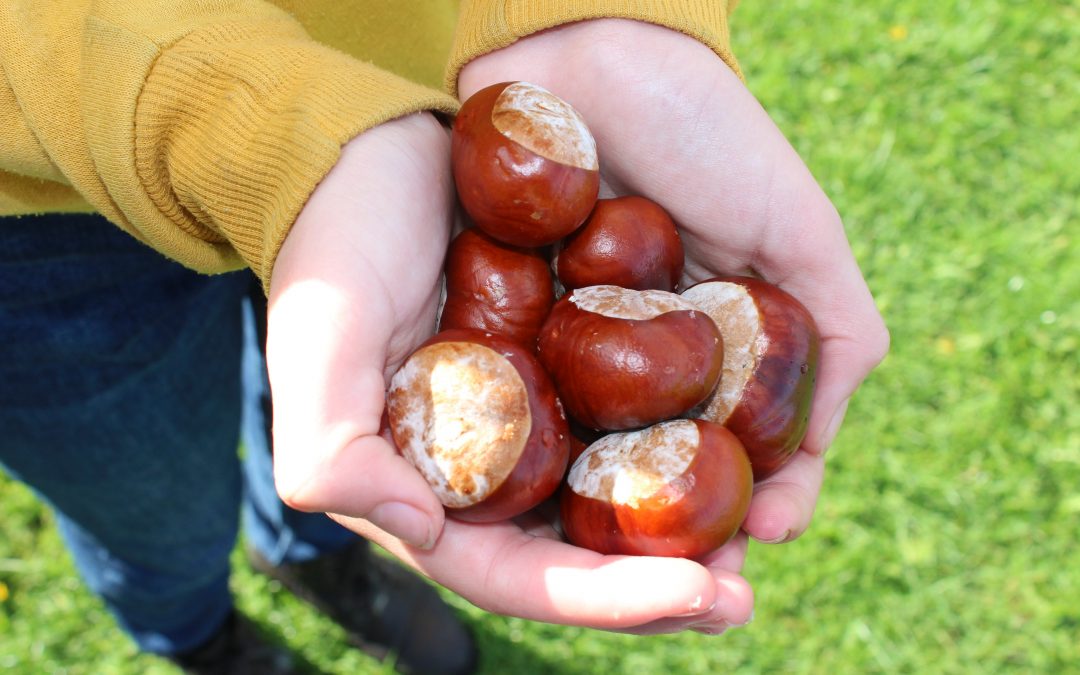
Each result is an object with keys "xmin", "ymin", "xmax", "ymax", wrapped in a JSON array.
[
  {"xmin": 455, "ymin": 19, "xmax": 890, "ymax": 628},
  {"xmin": 266, "ymin": 111, "xmax": 754, "ymax": 635},
  {"xmin": 266, "ymin": 16, "xmax": 889, "ymax": 637}
]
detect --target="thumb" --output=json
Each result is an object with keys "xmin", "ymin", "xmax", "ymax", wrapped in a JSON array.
[
  {"xmin": 266, "ymin": 252, "xmax": 444, "ymax": 550},
  {"xmin": 274, "ymin": 429, "xmax": 445, "ymax": 551}
]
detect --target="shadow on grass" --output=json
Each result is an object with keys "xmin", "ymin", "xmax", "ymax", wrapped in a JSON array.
[
  {"xmin": 471, "ymin": 622, "xmax": 593, "ymax": 675},
  {"xmin": 241, "ymin": 615, "xmax": 333, "ymax": 675},
  {"xmin": 247, "ymin": 614, "xmax": 584, "ymax": 675}
]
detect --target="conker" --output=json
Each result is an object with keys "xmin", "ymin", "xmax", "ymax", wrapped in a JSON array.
[
  {"xmin": 386, "ymin": 329, "xmax": 570, "ymax": 522},
  {"xmin": 537, "ymin": 285, "xmax": 723, "ymax": 431},
  {"xmin": 452, "ymin": 81, "xmax": 600, "ymax": 247},
  {"xmin": 682, "ymin": 276, "xmax": 820, "ymax": 480},
  {"xmin": 561, "ymin": 418, "xmax": 753, "ymax": 558},
  {"xmin": 439, "ymin": 228, "xmax": 555, "ymax": 347},
  {"xmin": 554, "ymin": 196, "xmax": 683, "ymax": 292}
]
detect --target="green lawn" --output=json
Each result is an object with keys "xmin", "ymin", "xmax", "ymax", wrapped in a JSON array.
[{"xmin": 2, "ymin": 1, "xmax": 1077, "ymax": 673}]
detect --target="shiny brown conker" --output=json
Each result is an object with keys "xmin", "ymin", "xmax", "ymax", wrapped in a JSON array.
[
  {"xmin": 561, "ymin": 418, "xmax": 753, "ymax": 558},
  {"xmin": 537, "ymin": 285, "xmax": 723, "ymax": 431},
  {"xmin": 682, "ymin": 276, "xmax": 820, "ymax": 480},
  {"xmin": 386, "ymin": 329, "xmax": 570, "ymax": 523},
  {"xmin": 452, "ymin": 81, "xmax": 600, "ymax": 247}
]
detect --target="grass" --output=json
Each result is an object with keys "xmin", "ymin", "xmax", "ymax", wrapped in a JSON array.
[{"xmin": 2, "ymin": 1, "xmax": 1078, "ymax": 672}]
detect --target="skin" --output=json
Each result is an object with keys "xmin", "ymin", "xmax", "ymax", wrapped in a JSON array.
[{"xmin": 266, "ymin": 19, "xmax": 889, "ymax": 636}]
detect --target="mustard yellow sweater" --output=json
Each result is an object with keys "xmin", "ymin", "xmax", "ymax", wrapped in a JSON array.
[{"xmin": 0, "ymin": 1, "xmax": 738, "ymax": 284}]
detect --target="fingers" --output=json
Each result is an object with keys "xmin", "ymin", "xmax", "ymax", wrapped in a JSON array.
[
  {"xmin": 747, "ymin": 183, "xmax": 890, "ymax": 456},
  {"xmin": 697, "ymin": 530, "xmax": 750, "ymax": 573},
  {"xmin": 742, "ymin": 450, "xmax": 825, "ymax": 544},
  {"xmin": 804, "ymin": 328, "xmax": 889, "ymax": 454},
  {"xmin": 279, "ymin": 434, "xmax": 445, "ymax": 550},
  {"xmin": 344, "ymin": 515, "xmax": 755, "ymax": 632},
  {"xmin": 626, "ymin": 533, "xmax": 753, "ymax": 637},
  {"xmin": 619, "ymin": 569, "xmax": 753, "ymax": 636}
]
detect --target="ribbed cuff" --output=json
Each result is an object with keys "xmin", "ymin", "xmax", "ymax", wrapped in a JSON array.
[
  {"xmin": 82, "ymin": 8, "xmax": 458, "ymax": 286},
  {"xmin": 446, "ymin": 0, "xmax": 741, "ymax": 97}
]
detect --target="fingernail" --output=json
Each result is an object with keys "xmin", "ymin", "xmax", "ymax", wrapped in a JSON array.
[
  {"xmin": 691, "ymin": 621, "xmax": 731, "ymax": 636},
  {"xmin": 819, "ymin": 398, "xmax": 851, "ymax": 453},
  {"xmin": 368, "ymin": 502, "xmax": 436, "ymax": 549},
  {"xmin": 692, "ymin": 611, "xmax": 752, "ymax": 635},
  {"xmin": 670, "ymin": 596, "xmax": 717, "ymax": 617},
  {"xmin": 757, "ymin": 529, "xmax": 791, "ymax": 545}
]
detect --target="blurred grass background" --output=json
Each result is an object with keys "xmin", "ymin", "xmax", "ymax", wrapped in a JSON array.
[{"xmin": 2, "ymin": 1, "xmax": 1077, "ymax": 673}]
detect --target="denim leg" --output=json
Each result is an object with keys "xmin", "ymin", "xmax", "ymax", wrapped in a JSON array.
[
  {"xmin": 0, "ymin": 214, "xmax": 249, "ymax": 654},
  {"xmin": 239, "ymin": 286, "xmax": 358, "ymax": 566}
]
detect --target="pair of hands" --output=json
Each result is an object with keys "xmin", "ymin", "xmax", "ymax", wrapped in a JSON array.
[{"xmin": 265, "ymin": 20, "xmax": 889, "ymax": 635}]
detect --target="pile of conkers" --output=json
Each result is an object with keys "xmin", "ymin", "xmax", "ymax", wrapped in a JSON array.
[{"xmin": 386, "ymin": 82, "xmax": 820, "ymax": 559}]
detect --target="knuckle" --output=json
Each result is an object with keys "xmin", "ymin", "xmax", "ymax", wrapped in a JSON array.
[
  {"xmin": 273, "ymin": 468, "xmax": 323, "ymax": 513},
  {"xmin": 866, "ymin": 316, "xmax": 892, "ymax": 368}
]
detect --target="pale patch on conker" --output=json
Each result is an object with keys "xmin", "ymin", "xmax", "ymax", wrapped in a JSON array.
[
  {"xmin": 567, "ymin": 420, "xmax": 699, "ymax": 507},
  {"xmin": 682, "ymin": 282, "xmax": 762, "ymax": 423},
  {"xmin": 387, "ymin": 341, "xmax": 531, "ymax": 508},
  {"xmin": 570, "ymin": 285, "xmax": 698, "ymax": 320},
  {"xmin": 492, "ymin": 82, "xmax": 599, "ymax": 171}
]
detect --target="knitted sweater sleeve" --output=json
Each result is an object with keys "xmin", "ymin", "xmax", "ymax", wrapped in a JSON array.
[
  {"xmin": 0, "ymin": 1, "xmax": 457, "ymax": 283},
  {"xmin": 445, "ymin": 0, "xmax": 742, "ymax": 96}
]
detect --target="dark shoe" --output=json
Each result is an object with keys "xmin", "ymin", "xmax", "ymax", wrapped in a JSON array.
[
  {"xmin": 169, "ymin": 610, "xmax": 297, "ymax": 675},
  {"xmin": 248, "ymin": 541, "xmax": 478, "ymax": 675}
]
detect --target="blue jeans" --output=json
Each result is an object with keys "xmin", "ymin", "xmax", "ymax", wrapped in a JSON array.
[{"xmin": 0, "ymin": 213, "xmax": 355, "ymax": 655}]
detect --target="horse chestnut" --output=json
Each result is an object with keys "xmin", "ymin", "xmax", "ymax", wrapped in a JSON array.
[
  {"xmin": 452, "ymin": 81, "xmax": 600, "ymax": 247},
  {"xmin": 386, "ymin": 329, "xmax": 569, "ymax": 522},
  {"xmin": 554, "ymin": 196, "xmax": 683, "ymax": 292},
  {"xmin": 537, "ymin": 285, "xmax": 723, "ymax": 431},
  {"xmin": 561, "ymin": 418, "xmax": 753, "ymax": 558},
  {"xmin": 682, "ymin": 277, "xmax": 820, "ymax": 480},
  {"xmin": 439, "ymin": 228, "xmax": 555, "ymax": 347}
]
